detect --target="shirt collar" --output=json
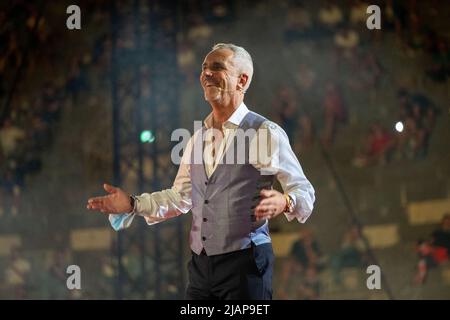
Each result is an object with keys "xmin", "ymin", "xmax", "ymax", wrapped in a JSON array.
[{"xmin": 203, "ymin": 102, "xmax": 249, "ymax": 129}]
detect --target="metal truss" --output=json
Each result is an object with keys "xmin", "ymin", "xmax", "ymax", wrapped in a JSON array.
[{"xmin": 110, "ymin": 0, "xmax": 184, "ymax": 299}]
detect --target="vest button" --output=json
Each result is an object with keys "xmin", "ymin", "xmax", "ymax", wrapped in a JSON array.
[
  {"xmin": 203, "ymin": 218, "xmax": 207, "ymax": 222},
  {"xmin": 202, "ymin": 236, "xmax": 206, "ymax": 241},
  {"xmin": 205, "ymin": 181, "xmax": 208, "ymax": 185},
  {"xmin": 204, "ymin": 200, "xmax": 209, "ymax": 204}
]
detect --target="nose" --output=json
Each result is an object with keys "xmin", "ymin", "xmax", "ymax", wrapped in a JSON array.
[
  {"xmin": 201, "ymin": 70, "xmax": 214, "ymax": 86},
  {"xmin": 202, "ymin": 68, "xmax": 213, "ymax": 77}
]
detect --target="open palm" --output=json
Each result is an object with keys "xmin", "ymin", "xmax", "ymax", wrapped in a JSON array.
[{"xmin": 87, "ymin": 183, "xmax": 132, "ymax": 214}]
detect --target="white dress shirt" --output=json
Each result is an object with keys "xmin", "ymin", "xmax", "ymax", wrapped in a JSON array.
[{"xmin": 109, "ymin": 103, "xmax": 315, "ymax": 230}]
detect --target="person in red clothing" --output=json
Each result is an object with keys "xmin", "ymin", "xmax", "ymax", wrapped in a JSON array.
[
  {"xmin": 321, "ymin": 83, "xmax": 347, "ymax": 147},
  {"xmin": 353, "ymin": 122, "xmax": 395, "ymax": 167},
  {"xmin": 367, "ymin": 123, "xmax": 395, "ymax": 164},
  {"xmin": 414, "ymin": 214, "xmax": 450, "ymax": 285}
]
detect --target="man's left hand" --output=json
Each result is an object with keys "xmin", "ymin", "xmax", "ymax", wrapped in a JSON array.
[{"xmin": 254, "ymin": 189, "xmax": 287, "ymax": 221}]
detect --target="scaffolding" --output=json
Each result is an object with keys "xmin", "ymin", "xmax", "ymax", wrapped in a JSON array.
[{"xmin": 110, "ymin": 0, "xmax": 184, "ymax": 299}]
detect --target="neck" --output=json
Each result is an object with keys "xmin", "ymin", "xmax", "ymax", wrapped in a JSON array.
[{"xmin": 210, "ymin": 95, "xmax": 244, "ymax": 127}]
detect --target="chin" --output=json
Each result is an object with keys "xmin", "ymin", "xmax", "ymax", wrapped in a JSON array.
[{"xmin": 204, "ymin": 92, "xmax": 221, "ymax": 102}]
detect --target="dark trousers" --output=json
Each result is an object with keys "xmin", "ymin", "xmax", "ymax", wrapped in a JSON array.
[{"xmin": 186, "ymin": 242, "xmax": 274, "ymax": 300}]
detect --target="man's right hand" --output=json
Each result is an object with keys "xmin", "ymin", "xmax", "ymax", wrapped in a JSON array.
[{"xmin": 86, "ymin": 183, "xmax": 133, "ymax": 214}]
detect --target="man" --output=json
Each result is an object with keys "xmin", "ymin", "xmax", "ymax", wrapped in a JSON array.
[{"xmin": 87, "ymin": 43, "xmax": 315, "ymax": 300}]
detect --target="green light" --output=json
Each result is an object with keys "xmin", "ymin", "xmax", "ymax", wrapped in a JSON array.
[{"xmin": 140, "ymin": 130, "xmax": 155, "ymax": 143}]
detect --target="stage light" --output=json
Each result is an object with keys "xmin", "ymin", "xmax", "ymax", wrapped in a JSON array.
[
  {"xmin": 140, "ymin": 130, "xmax": 155, "ymax": 143},
  {"xmin": 395, "ymin": 121, "xmax": 404, "ymax": 133}
]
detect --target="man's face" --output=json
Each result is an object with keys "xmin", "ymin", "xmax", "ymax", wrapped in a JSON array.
[{"xmin": 200, "ymin": 48, "xmax": 241, "ymax": 102}]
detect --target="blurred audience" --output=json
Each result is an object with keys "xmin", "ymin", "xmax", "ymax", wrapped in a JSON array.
[
  {"xmin": 330, "ymin": 225, "xmax": 368, "ymax": 285},
  {"xmin": 4, "ymin": 245, "xmax": 31, "ymax": 299},
  {"xmin": 0, "ymin": 0, "xmax": 448, "ymax": 300},
  {"xmin": 278, "ymin": 228, "xmax": 324, "ymax": 300},
  {"xmin": 273, "ymin": 86, "xmax": 298, "ymax": 143},
  {"xmin": 353, "ymin": 122, "xmax": 395, "ymax": 167},
  {"xmin": 349, "ymin": 0, "xmax": 368, "ymax": 27},
  {"xmin": 296, "ymin": 113, "xmax": 315, "ymax": 153},
  {"xmin": 317, "ymin": 1, "xmax": 343, "ymax": 34},
  {"xmin": 426, "ymin": 39, "xmax": 449, "ymax": 83},
  {"xmin": 284, "ymin": 3, "xmax": 313, "ymax": 43},
  {"xmin": 48, "ymin": 249, "xmax": 72, "ymax": 299},
  {"xmin": 414, "ymin": 214, "xmax": 450, "ymax": 285},
  {"xmin": 321, "ymin": 83, "xmax": 347, "ymax": 147}
]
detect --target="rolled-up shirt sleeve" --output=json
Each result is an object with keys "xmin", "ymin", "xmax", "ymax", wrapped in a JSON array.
[{"xmin": 255, "ymin": 121, "xmax": 315, "ymax": 223}]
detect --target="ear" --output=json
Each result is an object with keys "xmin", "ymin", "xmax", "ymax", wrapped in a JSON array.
[{"xmin": 237, "ymin": 73, "xmax": 249, "ymax": 91}]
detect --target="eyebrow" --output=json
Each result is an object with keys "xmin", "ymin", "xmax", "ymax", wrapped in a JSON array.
[{"xmin": 202, "ymin": 62, "xmax": 226, "ymax": 69}]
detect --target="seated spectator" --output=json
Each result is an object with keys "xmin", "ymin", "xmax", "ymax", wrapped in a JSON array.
[
  {"xmin": 273, "ymin": 85, "xmax": 297, "ymax": 143},
  {"xmin": 321, "ymin": 83, "xmax": 347, "ymax": 147},
  {"xmin": 396, "ymin": 88, "xmax": 412, "ymax": 120},
  {"xmin": 204, "ymin": 0, "xmax": 234, "ymax": 23},
  {"xmin": 421, "ymin": 106, "xmax": 438, "ymax": 157},
  {"xmin": 396, "ymin": 116, "xmax": 426, "ymax": 160},
  {"xmin": 383, "ymin": 0, "xmax": 396, "ymax": 32},
  {"xmin": 349, "ymin": 0, "xmax": 368, "ymax": 27},
  {"xmin": 284, "ymin": 3, "xmax": 313, "ymax": 43},
  {"xmin": 347, "ymin": 50, "xmax": 383, "ymax": 90},
  {"xmin": 353, "ymin": 122, "xmax": 395, "ymax": 167},
  {"xmin": 48, "ymin": 249, "xmax": 72, "ymax": 299},
  {"xmin": 294, "ymin": 63, "xmax": 317, "ymax": 92},
  {"xmin": 4, "ymin": 245, "xmax": 31, "ymax": 299},
  {"xmin": 386, "ymin": 0, "xmax": 409, "ymax": 38},
  {"xmin": 296, "ymin": 113, "xmax": 314, "ymax": 153},
  {"xmin": 278, "ymin": 228, "xmax": 324, "ymax": 299},
  {"xmin": 26, "ymin": 8, "xmax": 48, "ymax": 44},
  {"xmin": 414, "ymin": 214, "xmax": 450, "ymax": 285},
  {"xmin": 99, "ymin": 254, "xmax": 115, "ymax": 298},
  {"xmin": 433, "ymin": 214, "xmax": 450, "ymax": 254},
  {"xmin": 1, "ymin": 170, "xmax": 22, "ymax": 216},
  {"xmin": 426, "ymin": 39, "xmax": 449, "ymax": 83},
  {"xmin": 330, "ymin": 225, "xmax": 368, "ymax": 285},
  {"xmin": 187, "ymin": 14, "xmax": 212, "ymax": 45},
  {"xmin": 406, "ymin": 94, "xmax": 437, "ymax": 158},
  {"xmin": 404, "ymin": 13, "xmax": 427, "ymax": 55},
  {"xmin": 0, "ymin": 118, "xmax": 25, "ymax": 158},
  {"xmin": 66, "ymin": 57, "xmax": 88, "ymax": 104},
  {"xmin": 295, "ymin": 266, "xmax": 321, "ymax": 300},
  {"xmin": 318, "ymin": 1, "xmax": 343, "ymax": 34},
  {"xmin": 334, "ymin": 27, "xmax": 360, "ymax": 60}
]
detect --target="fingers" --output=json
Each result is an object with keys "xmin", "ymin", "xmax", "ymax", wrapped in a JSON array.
[
  {"xmin": 87, "ymin": 196, "xmax": 111, "ymax": 213},
  {"xmin": 103, "ymin": 183, "xmax": 117, "ymax": 194},
  {"xmin": 86, "ymin": 198, "xmax": 102, "ymax": 210},
  {"xmin": 87, "ymin": 184, "xmax": 122, "ymax": 214},
  {"xmin": 254, "ymin": 203, "xmax": 276, "ymax": 221},
  {"xmin": 257, "ymin": 197, "xmax": 273, "ymax": 207},
  {"xmin": 255, "ymin": 191, "xmax": 278, "ymax": 220},
  {"xmin": 260, "ymin": 189, "xmax": 276, "ymax": 198}
]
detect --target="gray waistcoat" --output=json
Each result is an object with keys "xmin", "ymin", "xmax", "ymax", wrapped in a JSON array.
[{"xmin": 190, "ymin": 111, "xmax": 275, "ymax": 256}]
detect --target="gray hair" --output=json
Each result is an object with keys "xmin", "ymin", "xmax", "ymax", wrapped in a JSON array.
[{"xmin": 212, "ymin": 43, "xmax": 254, "ymax": 92}]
